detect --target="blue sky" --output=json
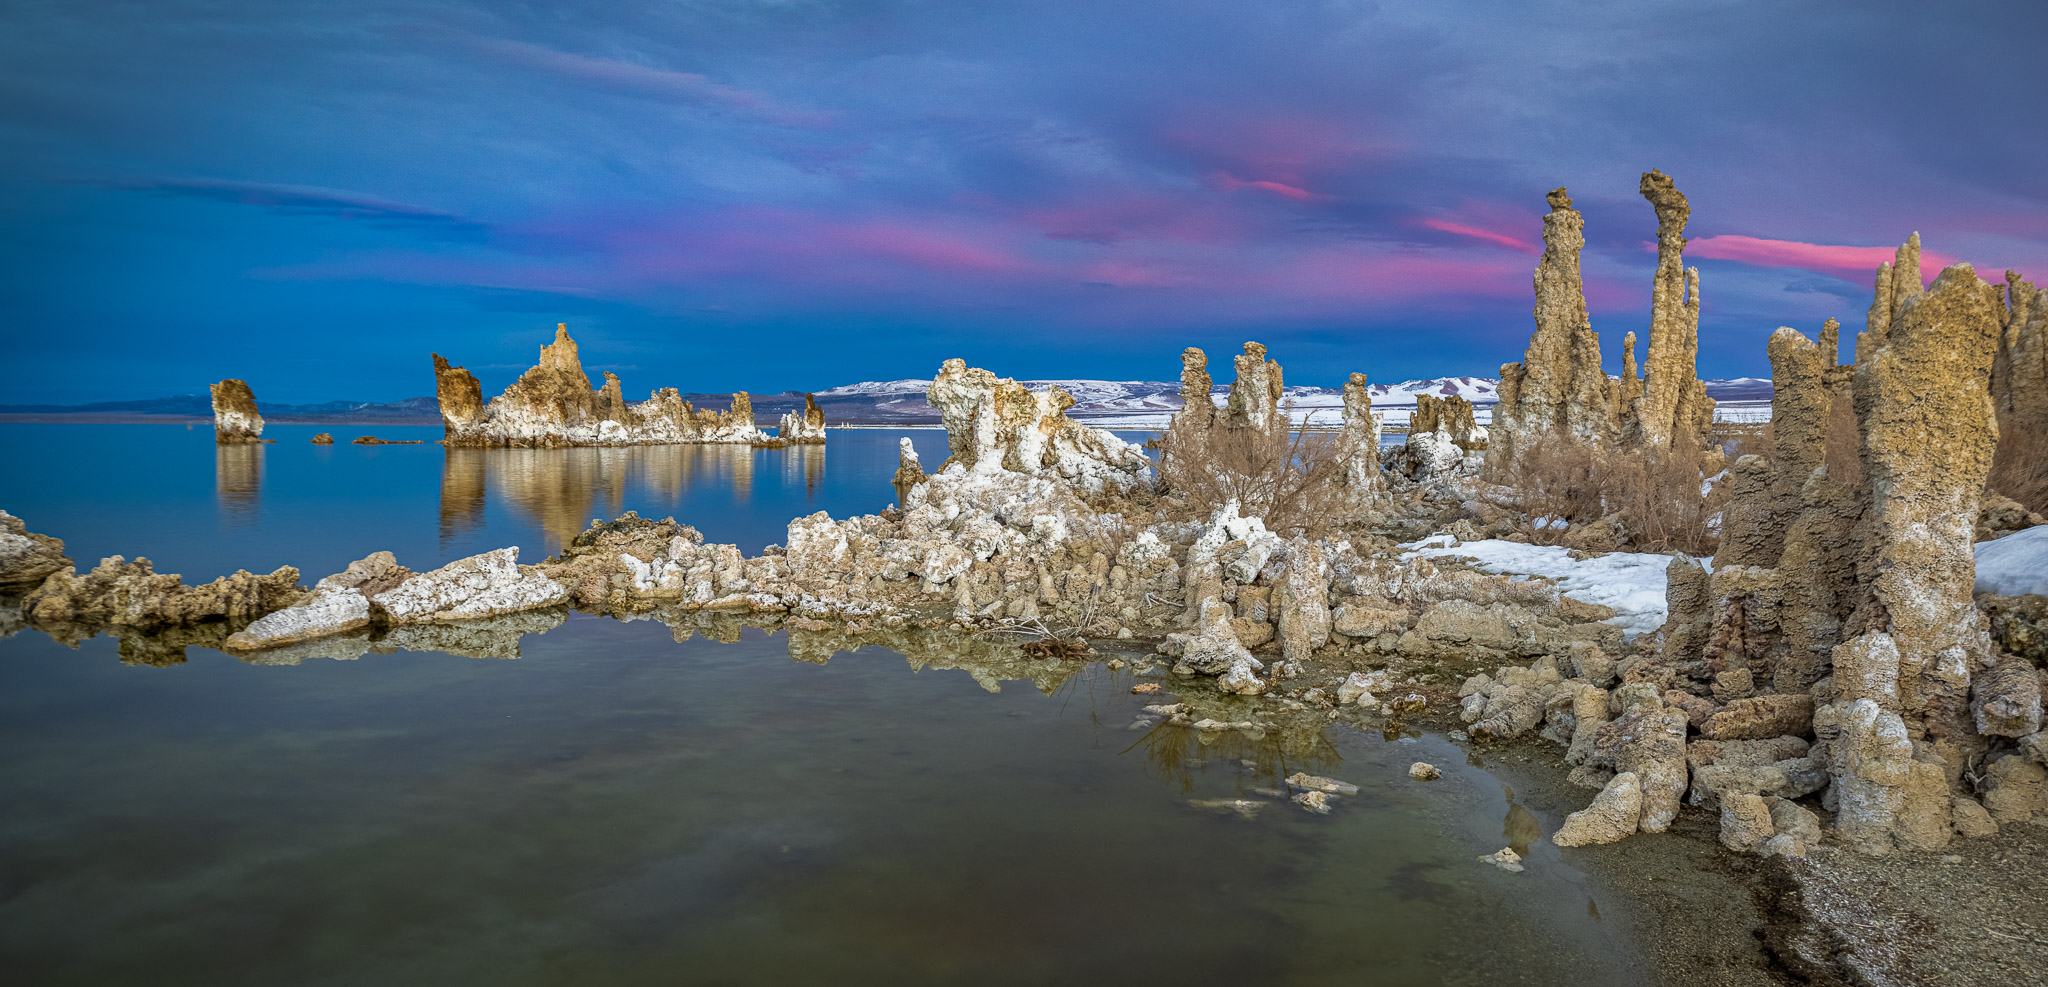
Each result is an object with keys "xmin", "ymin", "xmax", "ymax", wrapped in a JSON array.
[{"xmin": 3, "ymin": 0, "xmax": 2044, "ymax": 403}]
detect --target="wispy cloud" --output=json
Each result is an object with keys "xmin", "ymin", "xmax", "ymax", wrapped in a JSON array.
[
  {"xmin": 92, "ymin": 178, "xmax": 493, "ymax": 240},
  {"xmin": 1416, "ymin": 217, "xmax": 1536, "ymax": 253},
  {"xmin": 1689, "ymin": 234, "xmax": 1957, "ymax": 284},
  {"xmin": 451, "ymin": 34, "xmax": 833, "ymax": 128},
  {"xmin": 1213, "ymin": 172, "xmax": 1327, "ymax": 202}
]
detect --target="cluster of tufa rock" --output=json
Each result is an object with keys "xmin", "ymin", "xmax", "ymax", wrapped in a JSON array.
[
  {"xmin": 1468, "ymin": 238, "xmax": 2048, "ymax": 858},
  {"xmin": 12, "ymin": 176, "xmax": 2043, "ymax": 873},
  {"xmin": 433, "ymin": 324, "xmax": 807, "ymax": 447},
  {"xmin": 1488, "ymin": 172, "xmax": 1715, "ymax": 469}
]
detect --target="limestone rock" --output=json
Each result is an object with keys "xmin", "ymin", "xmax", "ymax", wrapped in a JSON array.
[
  {"xmin": 1769, "ymin": 798, "xmax": 1823, "ymax": 846},
  {"xmin": 1276, "ymin": 539, "xmax": 1330, "ymax": 663},
  {"xmin": 893, "ymin": 437, "xmax": 927, "ymax": 503},
  {"xmin": 310, "ymin": 432, "xmax": 334, "ymax": 444},
  {"xmin": 1408, "ymin": 761, "xmax": 1440, "ymax": 780},
  {"xmin": 372, "ymin": 547, "xmax": 568, "ymax": 622},
  {"xmin": 0, "ymin": 510, "xmax": 70, "ymax": 589},
  {"xmin": 1596, "ymin": 692, "xmax": 1688, "ymax": 832},
  {"xmin": 1488, "ymin": 187, "xmax": 1615, "ymax": 466},
  {"xmin": 1221, "ymin": 342, "xmax": 1283, "ymax": 431},
  {"xmin": 1971, "ymin": 653, "xmax": 2043, "ymax": 737},
  {"xmin": 926, "ymin": 358, "xmax": 1152, "ymax": 493},
  {"xmin": 210, "ymin": 379, "xmax": 265, "ymax": 444},
  {"xmin": 1633, "ymin": 170, "xmax": 1713, "ymax": 453},
  {"xmin": 1950, "ymin": 795, "xmax": 1998, "ymax": 837},
  {"xmin": 1718, "ymin": 792, "xmax": 1776, "ymax": 853},
  {"xmin": 1981, "ymin": 754, "xmax": 2048, "ymax": 825},
  {"xmin": 432, "ymin": 353, "xmax": 484, "ymax": 434},
  {"xmin": 776, "ymin": 393, "xmax": 828, "ymax": 443},
  {"xmin": 438, "ymin": 325, "xmax": 769, "ymax": 447},
  {"xmin": 1411, "ymin": 394, "xmax": 1485, "ymax": 450},
  {"xmin": 223, "ymin": 586, "xmax": 370, "ymax": 651},
  {"xmin": 1173, "ymin": 346, "xmax": 1216, "ymax": 432},
  {"xmin": 25, "ymin": 556, "xmax": 300, "ymax": 630},
  {"xmin": 1336, "ymin": 372, "xmax": 1385, "ymax": 499},
  {"xmin": 1552, "ymin": 771, "xmax": 1643, "ymax": 847},
  {"xmin": 1700, "ymin": 694, "xmax": 1814, "ymax": 741}
]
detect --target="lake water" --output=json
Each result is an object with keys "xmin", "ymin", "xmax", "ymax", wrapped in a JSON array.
[{"xmin": 0, "ymin": 424, "xmax": 1651, "ymax": 985}]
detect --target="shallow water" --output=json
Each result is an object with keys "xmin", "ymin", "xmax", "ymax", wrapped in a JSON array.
[{"xmin": 0, "ymin": 425, "xmax": 1648, "ymax": 985}]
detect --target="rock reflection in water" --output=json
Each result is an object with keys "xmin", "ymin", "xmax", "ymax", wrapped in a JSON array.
[
  {"xmin": 781, "ymin": 441, "xmax": 824, "ymax": 500},
  {"xmin": 1502, "ymin": 784, "xmax": 1545, "ymax": 856},
  {"xmin": 31, "ymin": 606, "xmax": 569, "ymax": 667},
  {"xmin": 440, "ymin": 445, "xmax": 767, "ymax": 554},
  {"xmin": 215, "ymin": 443, "xmax": 262, "ymax": 523}
]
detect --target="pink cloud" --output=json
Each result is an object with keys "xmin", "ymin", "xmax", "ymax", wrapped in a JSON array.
[
  {"xmin": 1417, "ymin": 217, "xmax": 1536, "ymax": 253},
  {"xmin": 1688, "ymin": 234, "xmax": 1957, "ymax": 284},
  {"xmin": 1213, "ymin": 171, "xmax": 1327, "ymax": 202}
]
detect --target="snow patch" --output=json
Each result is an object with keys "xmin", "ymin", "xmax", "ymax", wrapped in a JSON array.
[
  {"xmin": 1399, "ymin": 536, "xmax": 1686, "ymax": 640},
  {"xmin": 1975, "ymin": 524, "xmax": 2048, "ymax": 597}
]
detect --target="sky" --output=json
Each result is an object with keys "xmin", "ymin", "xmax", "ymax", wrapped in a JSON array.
[{"xmin": 2, "ymin": 0, "xmax": 2045, "ymax": 404}]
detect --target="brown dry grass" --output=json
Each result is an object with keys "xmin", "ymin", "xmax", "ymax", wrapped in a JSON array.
[
  {"xmin": 1499, "ymin": 433, "xmax": 1725, "ymax": 555},
  {"xmin": 1989, "ymin": 425, "xmax": 2048, "ymax": 514},
  {"xmin": 1715, "ymin": 422, "xmax": 1773, "ymax": 462},
  {"xmin": 1152, "ymin": 404, "xmax": 1348, "ymax": 538}
]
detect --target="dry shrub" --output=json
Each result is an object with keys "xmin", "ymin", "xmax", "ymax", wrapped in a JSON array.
[
  {"xmin": 1502, "ymin": 433, "xmax": 1725, "ymax": 555},
  {"xmin": 1715, "ymin": 422, "xmax": 1773, "ymax": 462},
  {"xmin": 1989, "ymin": 425, "xmax": 2048, "ymax": 514},
  {"xmin": 1153, "ymin": 404, "xmax": 1346, "ymax": 538}
]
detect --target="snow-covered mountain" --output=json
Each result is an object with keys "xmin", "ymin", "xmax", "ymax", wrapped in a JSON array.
[{"xmin": 812, "ymin": 375, "xmax": 1770, "ymax": 427}]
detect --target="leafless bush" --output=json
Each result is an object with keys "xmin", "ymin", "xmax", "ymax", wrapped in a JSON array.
[
  {"xmin": 1498, "ymin": 433, "xmax": 1724, "ymax": 555},
  {"xmin": 1153, "ymin": 404, "xmax": 1347, "ymax": 538},
  {"xmin": 1989, "ymin": 425, "xmax": 2048, "ymax": 515},
  {"xmin": 1715, "ymin": 422, "xmax": 1773, "ymax": 462}
]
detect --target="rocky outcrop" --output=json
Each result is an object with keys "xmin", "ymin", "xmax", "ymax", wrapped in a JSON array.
[
  {"xmin": 1411, "ymin": 394, "xmax": 1485, "ymax": 450},
  {"xmin": 0, "ymin": 510, "xmax": 70, "ymax": 589},
  {"xmin": 1552, "ymin": 771, "xmax": 1643, "ymax": 846},
  {"xmin": 1632, "ymin": 170, "xmax": 1714, "ymax": 453},
  {"xmin": 1335, "ymin": 373, "xmax": 1384, "ymax": 499},
  {"xmin": 1221, "ymin": 342, "xmax": 1284, "ymax": 431},
  {"xmin": 1489, "ymin": 187, "xmax": 1615, "ymax": 465},
  {"xmin": 775, "ymin": 393, "xmax": 828, "ymax": 443},
  {"xmin": 210, "ymin": 379, "xmax": 265, "ymax": 444},
  {"xmin": 24, "ymin": 555, "xmax": 301, "ymax": 632},
  {"xmin": 1488, "ymin": 174, "xmax": 1716, "ymax": 470},
  {"xmin": 432, "ymin": 353, "xmax": 485, "ymax": 433},
  {"xmin": 222, "ymin": 546, "xmax": 568, "ymax": 652},
  {"xmin": 437, "ymin": 325, "xmax": 770, "ymax": 447},
  {"xmin": 1392, "ymin": 393, "xmax": 1488, "ymax": 483},
  {"xmin": 893, "ymin": 437, "xmax": 926, "ymax": 504},
  {"xmin": 1642, "ymin": 245, "xmax": 2025, "ymax": 856},
  {"xmin": 925, "ymin": 358, "xmax": 1152, "ymax": 493},
  {"xmin": 1173, "ymin": 347, "xmax": 1216, "ymax": 432},
  {"xmin": 310, "ymin": 433, "xmax": 334, "ymax": 444}
]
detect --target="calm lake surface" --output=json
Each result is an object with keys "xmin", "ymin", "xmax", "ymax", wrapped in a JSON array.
[{"xmin": 0, "ymin": 424, "xmax": 1648, "ymax": 985}]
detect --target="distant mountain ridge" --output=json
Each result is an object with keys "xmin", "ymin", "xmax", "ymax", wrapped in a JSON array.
[{"xmin": 0, "ymin": 376, "xmax": 1775, "ymax": 426}]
